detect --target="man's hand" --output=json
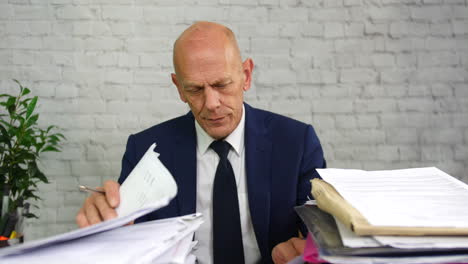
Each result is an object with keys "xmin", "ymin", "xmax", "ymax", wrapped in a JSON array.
[
  {"xmin": 75, "ymin": 180, "xmax": 121, "ymax": 228},
  {"xmin": 272, "ymin": 237, "xmax": 306, "ymax": 264}
]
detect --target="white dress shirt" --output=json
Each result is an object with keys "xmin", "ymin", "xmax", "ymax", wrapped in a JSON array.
[{"xmin": 194, "ymin": 106, "xmax": 261, "ymax": 264}]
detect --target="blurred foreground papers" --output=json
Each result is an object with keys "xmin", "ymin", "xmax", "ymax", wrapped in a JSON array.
[
  {"xmin": 0, "ymin": 214, "xmax": 203, "ymax": 264},
  {"xmin": 0, "ymin": 143, "xmax": 203, "ymax": 263}
]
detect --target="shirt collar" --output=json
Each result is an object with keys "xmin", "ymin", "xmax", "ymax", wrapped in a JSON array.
[{"xmin": 195, "ymin": 105, "xmax": 245, "ymax": 156}]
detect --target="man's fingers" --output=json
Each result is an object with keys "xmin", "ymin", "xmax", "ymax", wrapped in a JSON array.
[
  {"xmin": 76, "ymin": 193, "xmax": 117, "ymax": 228},
  {"xmin": 272, "ymin": 237, "xmax": 307, "ymax": 264},
  {"xmin": 290, "ymin": 237, "xmax": 306, "ymax": 255},
  {"xmin": 272, "ymin": 239, "xmax": 299, "ymax": 264},
  {"xmin": 94, "ymin": 193, "xmax": 118, "ymax": 221},
  {"xmin": 75, "ymin": 180, "xmax": 121, "ymax": 229},
  {"xmin": 83, "ymin": 195, "xmax": 105, "ymax": 225},
  {"xmin": 272, "ymin": 244, "xmax": 287, "ymax": 264},
  {"xmin": 75, "ymin": 207, "xmax": 90, "ymax": 228},
  {"xmin": 103, "ymin": 180, "xmax": 120, "ymax": 208}
]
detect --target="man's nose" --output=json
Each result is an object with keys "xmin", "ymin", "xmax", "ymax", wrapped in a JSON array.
[{"xmin": 204, "ymin": 86, "xmax": 221, "ymax": 110}]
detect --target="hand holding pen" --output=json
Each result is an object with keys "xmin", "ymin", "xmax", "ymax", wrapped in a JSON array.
[
  {"xmin": 76, "ymin": 180, "xmax": 121, "ymax": 228},
  {"xmin": 78, "ymin": 185, "xmax": 105, "ymax": 194}
]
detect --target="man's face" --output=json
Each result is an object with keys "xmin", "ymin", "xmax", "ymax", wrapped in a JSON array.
[{"xmin": 172, "ymin": 39, "xmax": 253, "ymax": 139}]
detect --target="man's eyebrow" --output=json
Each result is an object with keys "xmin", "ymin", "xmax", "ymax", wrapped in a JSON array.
[
  {"xmin": 182, "ymin": 81, "xmax": 203, "ymax": 88},
  {"xmin": 210, "ymin": 77, "xmax": 232, "ymax": 86},
  {"xmin": 182, "ymin": 78, "xmax": 232, "ymax": 88}
]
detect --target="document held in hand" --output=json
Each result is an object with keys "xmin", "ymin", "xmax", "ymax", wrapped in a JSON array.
[
  {"xmin": 0, "ymin": 143, "xmax": 182, "ymax": 260},
  {"xmin": 313, "ymin": 167, "xmax": 468, "ymax": 236},
  {"xmin": 116, "ymin": 143, "xmax": 177, "ymax": 217}
]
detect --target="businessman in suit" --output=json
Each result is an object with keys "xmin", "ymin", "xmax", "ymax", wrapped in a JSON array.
[{"xmin": 76, "ymin": 21, "xmax": 326, "ymax": 264}]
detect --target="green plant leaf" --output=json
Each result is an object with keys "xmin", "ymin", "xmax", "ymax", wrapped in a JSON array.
[
  {"xmin": 48, "ymin": 135, "xmax": 60, "ymax": 142},
  {"xmin": 26, "ymin": 96, "xmax": 38, "ymax": 119},
  {"xmin": 20, "ymin": 98, "xmax": 32, "ymax": 109},
  {"xmin": 15, "ymin": 150, "xmax": 36, "ymax": 161},
  {"xmin": 35, "ymin": 170, "xmax": 48, "ymax": 184},
  {"xmin": 56, "ymin": 133, "xmax": 66, "ymax": 140},
  {"xmin": 26, "ymin": 114, "xmax": 39, "ymax": 127},
  {"xmin": 0, "ymin": 119, "xmax": 10, "ymax": 126},
  {"xmin": 41, "ymin": 145, "xmax": 59, "ymax": 152},
  {"xmin": 5, "ymin": 96, "xmax": 16, "ymax": 106},
  {"xmin": 0, "ymin": 124, "xmax": 11, "ymax": 147},
  {"xmin": 23, "ymin": 213, "xmax": 39, "ymax": 219},
  {"xmin": 13, "ymin": 79, "xmax": 22, "ymax": 88},
  {"xmin": 27, "ymin": 161, "xmax": 38, "ymax": 175},
  {"xmin": 34, "ymin": 142, "xmax": 45, "ymax": 153},
  {"xmin": 6, "ymin": 97, "xmax": 16, "ymax": 115},
  {"xmin": 17, "ymin": 114, "xmax": 26, "ymax": 128},
  {"xmin": 21, "ymin": 87, "xmax": 31, "ymax": 96},
  {"xmin": 46, "ymin": 125, "xmax": 56, "ymax": 133},
  {"xmin": 30, "ymin": 193, "xmax": 40, "ymax": 200}
]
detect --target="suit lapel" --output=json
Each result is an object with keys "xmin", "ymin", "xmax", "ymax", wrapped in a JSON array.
[
  {"xmin": 172, "ymin": 112, "xmax": 197, "ymax": 216},
  {"xmin": 244, "ymin": 104, "xmax": 272, "ymax": 259}
]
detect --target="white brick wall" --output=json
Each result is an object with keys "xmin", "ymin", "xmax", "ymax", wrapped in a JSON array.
[{"xmin": 1, "ymin": 0, "xmax": 467, "ymax": 240}]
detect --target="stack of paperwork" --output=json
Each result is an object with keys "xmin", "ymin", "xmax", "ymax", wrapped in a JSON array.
[
  {"xmin": 0, "ymin": 143, "xmax": 204, "ymax": 264},
  {"xmin": 296, "ymin": 167, "xmax": 468, "ymax": 264},
  {"xmin": 0, "ymin": 213, "xmax": 203, "ymax": 264}
]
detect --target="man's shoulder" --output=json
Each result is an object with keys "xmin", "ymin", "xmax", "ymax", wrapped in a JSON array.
[
  {"xmin": 246, "ymin": 103, "xmax": 322, "ymax": 146},
  {"xmin": 247, "ymin": 104, "xmax": 311, "ymax": 130},
  {"xmin": 132, "ymin": 112, "xmax": 193, "ymax": 141}
]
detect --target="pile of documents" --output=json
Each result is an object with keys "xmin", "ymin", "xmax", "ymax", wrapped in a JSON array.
[
  {"xmin": 0, "ymin": 213, "xmax": 203, "ymax": 264},
  {"xmin": 0, "ymin": 143, "xmax": 204, "ymax": 264},
  {"xmin": 296, "ymin": 167, "xmax": 468, "ymax": 264}
]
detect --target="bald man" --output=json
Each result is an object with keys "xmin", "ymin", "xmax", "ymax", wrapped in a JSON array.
[{"xmin": 76, "ymin": 22, "xmax": 326, "ymax": 264}]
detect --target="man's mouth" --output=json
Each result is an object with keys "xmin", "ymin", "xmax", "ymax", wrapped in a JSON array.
[{"xmin": 206, "ymin": 116, "xmax": 225, "ymax": 122}]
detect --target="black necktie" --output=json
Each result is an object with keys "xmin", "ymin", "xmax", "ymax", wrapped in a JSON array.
[{"xmin": 210, "ymin": 140, "xmax": 245, "ymax": 264}]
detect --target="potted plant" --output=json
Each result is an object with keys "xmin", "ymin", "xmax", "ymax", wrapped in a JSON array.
[{"xmin": 0, "ymin": 80, "xmax": 65, "ymax": 240}]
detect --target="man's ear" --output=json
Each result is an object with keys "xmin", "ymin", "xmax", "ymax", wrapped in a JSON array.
[
  {"xmin": 171, "ymin": 73, "xmax": 187, "ymax": 103},
  {"xmin": 242, "ymin": 58, "xmax": 254, "ymax": 92}
]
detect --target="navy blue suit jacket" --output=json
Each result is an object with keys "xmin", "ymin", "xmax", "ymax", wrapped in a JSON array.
[{"xmin": 118, "ymin": 103, "xmax": 326, "ymax": 263}]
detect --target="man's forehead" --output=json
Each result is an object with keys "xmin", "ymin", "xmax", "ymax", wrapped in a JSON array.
[{"xmin": 176, "ymin": 45, "xmax": 237, "ymax": 84}]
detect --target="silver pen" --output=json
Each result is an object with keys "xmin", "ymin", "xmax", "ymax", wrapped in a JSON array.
[{"xmin": 78, "ymin": 185, "xmax": 105, "ymax": 194}]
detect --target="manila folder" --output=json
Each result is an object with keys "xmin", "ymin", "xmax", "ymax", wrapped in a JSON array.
[{"xmin": 311, "ymin": 178, "xmax": 468, "ymax": 236}]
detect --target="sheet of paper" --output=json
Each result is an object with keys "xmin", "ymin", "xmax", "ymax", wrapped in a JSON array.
[
  {"xmin": 116, "ymin": 143, "xmax": 178, "ymax": 217},
  {"xmin": 287, "ymin": 255, "xmax": 305, "ymax": 264},
  {"xmin": 0, "ymin": 214, "xmax": 203, "ymax": 264},
  {"xmin": 0, "ymin": 205, "xmax": 158, "ymax": 258},
  {"xmin": 317, "ymin": 167, "xmax": 468, "ymax": 228},
  {"xmin": 184, "ymin": 254, "xmax": 197, "ymax": 264},
  {"xmin": 141, "ymin": 214, "xmax": 203, "ymax": 264},
  {"xmin": 333, "ymin": 216, "xmax": 381, "ymax": 248},
  {"xmin": 154, "ymin": 232, "xmax": 195, "ymax": 264},
  {"xmin": 374, "ymin": 235, "xmax": 468, "ymax": 249}
]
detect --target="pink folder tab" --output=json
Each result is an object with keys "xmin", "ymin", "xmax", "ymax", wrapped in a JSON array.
[{"xmin": 303, "ymin": 233, "xmax": 326, "ymax": 263}]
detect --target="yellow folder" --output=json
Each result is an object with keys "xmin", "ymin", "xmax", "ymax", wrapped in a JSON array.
[{"xmin": 311, "ymin": 178, "xmax": 468, "ymax": 236}]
